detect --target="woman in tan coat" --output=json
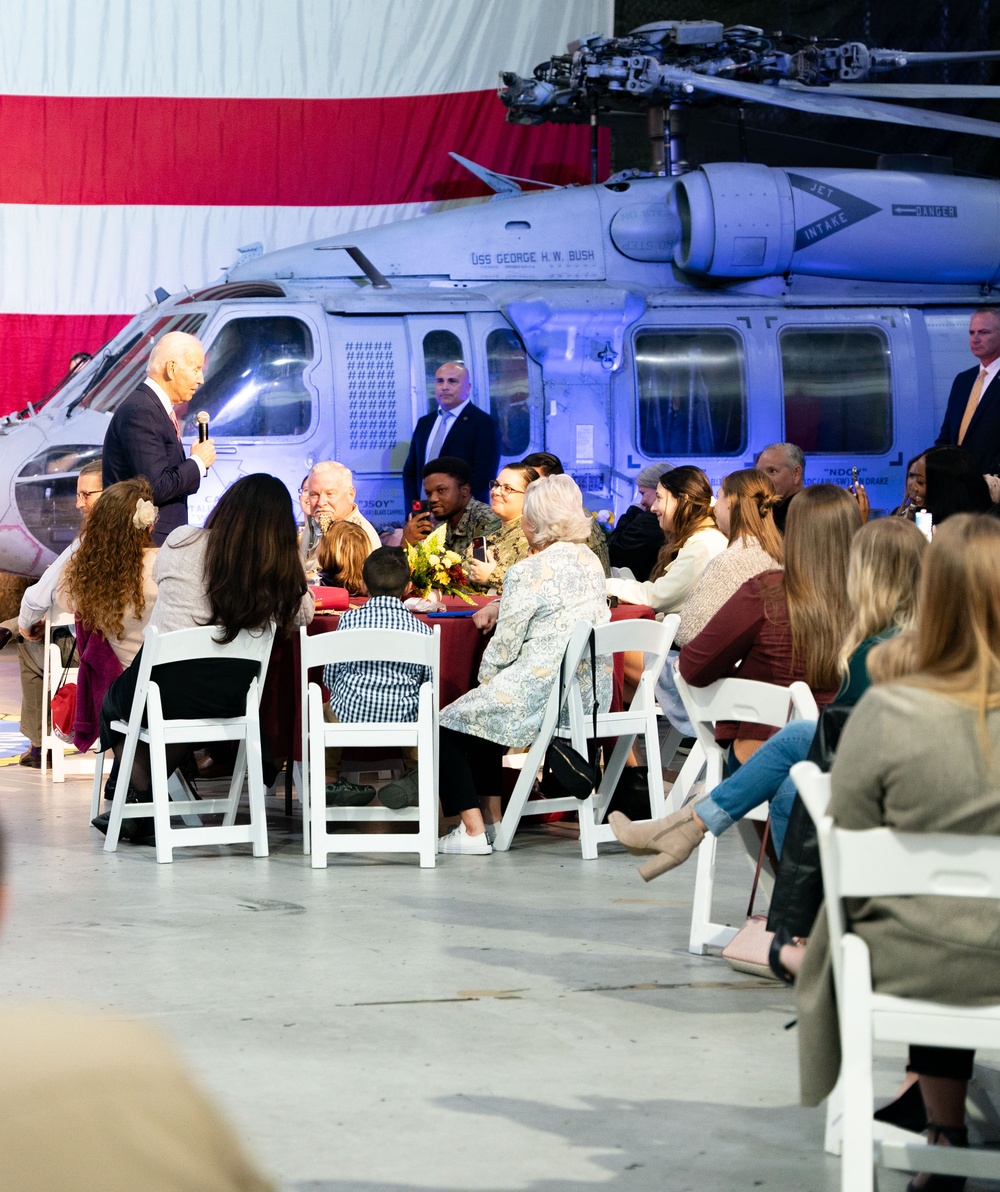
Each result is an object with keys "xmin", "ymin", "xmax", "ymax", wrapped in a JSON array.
[{"xmin": 797, "ymin": 512, "xmax": 1000, "ymax": 1191}]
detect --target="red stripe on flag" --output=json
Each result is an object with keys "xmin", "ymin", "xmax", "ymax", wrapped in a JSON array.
[
  {"xmin": 0, "ymin": 91, "xmax": 608, "ymax": 206},
  {"xmin": 0, "ymin": 314, "xmax": 131, "ymax": 416}
]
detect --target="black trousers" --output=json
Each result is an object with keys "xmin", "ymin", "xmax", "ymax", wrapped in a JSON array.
[
  {"xmin": 438, "ymin": 727, "xmax": 505, "ymax": 816},
  {"xmin": 909, "ymin": 1046, "xmax": 975, "ymax": 1081}
]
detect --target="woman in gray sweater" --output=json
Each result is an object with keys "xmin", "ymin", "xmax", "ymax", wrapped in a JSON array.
[{"xmin": 797, "ymin": 513, "xmax": 1000, "ymax": 1191}]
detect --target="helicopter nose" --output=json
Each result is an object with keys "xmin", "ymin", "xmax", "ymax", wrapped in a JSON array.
[{"xmin": 0, "ymin": 427, "xmax": 101, "ymax": 575}]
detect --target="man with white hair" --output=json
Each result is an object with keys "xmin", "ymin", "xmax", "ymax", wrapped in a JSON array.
[
  {"xmin": 755, "ymin": 442, "xmax": 806, "ymax": 534},
  {"xmin": 299, "ymin": 461, "xmax": 381, "ymax": 574},
  {"xmin": 102, "ymin": 331, "xmax": 216, "ymax": 544}
]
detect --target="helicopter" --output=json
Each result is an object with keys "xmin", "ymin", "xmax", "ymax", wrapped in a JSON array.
[{"xmin": 3, "ymin": 18, "xmax": 1000, "ymax": 578}]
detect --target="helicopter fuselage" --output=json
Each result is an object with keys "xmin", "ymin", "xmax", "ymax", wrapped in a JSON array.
[{"xmin": 0, "ymin": 169, "xmax": 991, "ymax": 576}]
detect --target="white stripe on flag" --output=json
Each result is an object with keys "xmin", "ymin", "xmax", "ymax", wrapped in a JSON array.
[
  {"xmin": 0, "ymin": 198, "xmax": 484, "ymax": 314},
  {"xmin": 0, "ymin": 0, "xmax": 612, "ymax": 98}
]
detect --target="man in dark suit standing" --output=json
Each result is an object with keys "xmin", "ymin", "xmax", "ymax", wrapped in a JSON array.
[
  {"xmin": 936, "ymin": 308, "xmax": 1000, "ymax": 474},
  {"xmin": 402, "ymin": 361, "xmax": 500, "ymax": 507},
  {"xmin": 102, "ymin": 332, "xmax": 216, "ymax": 545}
]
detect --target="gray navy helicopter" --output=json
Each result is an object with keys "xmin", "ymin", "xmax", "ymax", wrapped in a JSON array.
[{"xmin": 4, "ymin": 18, "xmax": 1000, "ymax": 577}]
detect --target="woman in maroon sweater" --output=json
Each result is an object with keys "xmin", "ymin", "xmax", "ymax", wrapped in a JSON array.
[{"xmin": 611, "ymin": 484, "xmax": 861, "ymax": 878}]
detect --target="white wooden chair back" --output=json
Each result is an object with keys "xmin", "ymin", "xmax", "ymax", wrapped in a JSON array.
[
  {"xmin": 674, "ymin": 673, "xmax": 818, "ymax": 954},
  {"xmin": 100, "ymin": 622, "xmax": 276, "ymax": 864},
  {"xmin": 299, "ymin": 624, "xmax": 440, "ymax": 868},
  {"xmin": 562, "ymin": 614, "xmax": 679, "ymax": 857},
  {"xmin": 491, "ymin": 621, "xmax": 598, "ymax": 856},
  {"xmin": 791, "ymin": 760, "xmax": 1000, "ymax": 1191}
]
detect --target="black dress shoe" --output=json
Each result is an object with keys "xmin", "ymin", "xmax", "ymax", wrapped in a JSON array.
[{"xmin": 0, "ymin": 626, "xmax": 12, "ymax": 652}]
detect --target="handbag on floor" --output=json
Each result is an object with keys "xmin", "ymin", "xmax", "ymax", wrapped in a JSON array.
[
  {"xmin": 49, "ymin": 643, "xmax": 79, "ymax": 744},
  {"xmin": 721, "ymin": 819, "xmax": 777, "ymax": 979},
  {"xmin": 541, "ymin": 630, "xmax": 600, "ymax": 800}
]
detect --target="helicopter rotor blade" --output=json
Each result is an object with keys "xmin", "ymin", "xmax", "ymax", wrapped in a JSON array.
[
  {"xmin": 870, "ymin": 49, "xmax": 1000, "ymax": 66},
  {"xmin": 780, "ymin": 80, "xmax": 1000, "ymax": 100},
  {"xmin": 659, "ymin": 67, "xmax": 1000, "ymax": 139}
]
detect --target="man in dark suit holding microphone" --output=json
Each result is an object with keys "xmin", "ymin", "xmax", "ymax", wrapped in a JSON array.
[
  {"xmin": 936, "ymin": 308, "xmax": 1000, "ymax": 474},
  {"xmin": 102, "ymin": 332, "xmax": 216, "ymax": 544},
  {"xmin": 402, "ymin": 361, "xmax": 500, "ymax": 508}
]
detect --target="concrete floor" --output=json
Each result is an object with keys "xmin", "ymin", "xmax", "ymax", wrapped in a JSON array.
[{"xmin": 0, "ymin": 653, "xmax": 947, "ymax": 1191}]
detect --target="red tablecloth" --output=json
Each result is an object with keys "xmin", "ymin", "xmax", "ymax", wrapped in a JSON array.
[
  {"xmin": 260, "ymin": 595, "xmax": 493, "ymax": 762},
  {"xmin": 259, "ymin": 597, "xmax": 656, "ymax": 763}
]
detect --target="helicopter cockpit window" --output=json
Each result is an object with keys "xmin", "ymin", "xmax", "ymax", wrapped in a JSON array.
[
  {"xmin": 487, "ymin": 329, "xmax": 530, "ymax": 456},
  {"xmin": 422, "ymin": 330, "xmax": 464, "ymax": 413},
  {"xmin": 635, "ymin": 330, "xmax": 745, "ymax": 456},
  {"xmin": 182, "ymin": 316, "xmax": 314, "ymax": 438},
  {"xmin": 780, "ymin": 328, "xmax": 891, "ymax": 454},
  {"xmin": 72, "ymin": 314, "xmax": 206, "ymax": 415}
]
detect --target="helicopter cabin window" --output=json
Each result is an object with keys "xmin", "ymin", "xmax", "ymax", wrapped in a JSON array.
[
  {"xmin": 422, "ymin": 330, "xmax": 464, "ymax": 413},
  {"xmin": 73, "ymin": 314, "xmax": 206, "ymax": 414},
  {"xmin": 183, "ymin": 316, "xmax": 314, "ymax": 438},
  {"xmin": 780, "ymin": 328, "xmax": 891, "ymax": 454},
  {"xmin": 634, "ymin": 330, "xmax": 745, "ymax": 456},
  {"xmin": 487, "ymin": 329, "xmax": 530, "ymax": 455}
]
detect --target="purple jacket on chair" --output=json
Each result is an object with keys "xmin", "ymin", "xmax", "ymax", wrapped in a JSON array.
[{"xmin": 73, "ymin": 620, "xmax": 123, "ymax": 752}]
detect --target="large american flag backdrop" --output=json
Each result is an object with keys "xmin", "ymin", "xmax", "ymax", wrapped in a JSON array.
[{"xmin": 0, "ymin": 0, "xmax": 612, "ymax": 416}]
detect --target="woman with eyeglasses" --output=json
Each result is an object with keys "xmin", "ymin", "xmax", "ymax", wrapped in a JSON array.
[{"xmin": 467, "ymin": 463, "xmax": 540, "ymax": 593}]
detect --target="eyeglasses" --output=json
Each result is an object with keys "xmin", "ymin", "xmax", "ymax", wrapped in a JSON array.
[{"xmin": 490, "ymin": 481, "xmax": 526, "ymax": 496}]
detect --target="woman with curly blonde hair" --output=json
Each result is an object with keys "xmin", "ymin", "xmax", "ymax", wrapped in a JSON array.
[
  {"xmin": 316, "ymin": 520, "xmax": 371, "ymax": 595},
  {"xmin": 59, "ymin": 477, "xmax": 159, "ymax": 666}
]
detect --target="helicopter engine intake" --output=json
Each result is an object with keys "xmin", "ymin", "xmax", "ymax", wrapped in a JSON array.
[{"xmin": 672, "ymin": 162, "xmax": 1000, "ymax": 285}]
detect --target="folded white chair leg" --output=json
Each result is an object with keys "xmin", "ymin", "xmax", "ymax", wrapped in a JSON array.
[
  {"xmin": 825, "ymin": 1077, "xmax": 844, "ymax": 1156},
  {"xmin": 840, "ymin": 935, "xmax": 877, "ymax": 1192},
  {"xmin": 166, "ymin": 771, "xmax": 204, "ymax": 827},
  {"xmin": 416, "ymin": 684, "xmax": 437, "ymax": 868},
  {"xmin": 665, "ymin": 741, "xmax": 705, "ymax": 812},
  {"xmin": 221, "ymin": 740, "xmax": 249, "ymax": 827}
]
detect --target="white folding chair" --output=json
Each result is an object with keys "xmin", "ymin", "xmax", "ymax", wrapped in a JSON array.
[
  {"xmin": 792, "ymin": 761, "xmax": 1000, "ymax": 1192},
  {"xmin": 492, "ymin": 622, "xmax": 601, "ymax": 857},
  {"xmin": 41, "ymin": 609, "xmax": 83, "ymax": 781},
  {"xmin": 99, "ymin": 623, "xmax": 275, "ymax": 864},
  {"xmin": 674, "ymin": 673, "xmax": 818, "ymax": 954},
  {"xmin": 300, "ymin": 625, "xmax": 440, "ymax": 869},
  {"xmin": 569, "ymin": 614, "xmax": 679, "ymax": 857}
]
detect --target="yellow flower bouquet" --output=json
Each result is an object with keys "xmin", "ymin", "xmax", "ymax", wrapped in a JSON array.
[{"xmin": 404, "ymin": 523, "xmax": 476, "ymax": 603}]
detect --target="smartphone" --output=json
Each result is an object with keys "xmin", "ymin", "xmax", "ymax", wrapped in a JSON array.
[
  {"xmin": 851, "ymin": 466, "xmax": 859, "ymax": 487},
  {"xmin": 472, "ymin": 535, "xmax": 488, "ymax": 562},
  {"xmin": 411, "ymin": 499, "xmax": 430, "ymax": 515}
]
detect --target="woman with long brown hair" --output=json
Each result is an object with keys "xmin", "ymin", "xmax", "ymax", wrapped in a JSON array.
[
  {"xmin": 93, "ymin": 474, "xmax": 313, "ymax": 841},
  {"xmin": 611, "ymin": 484, "xmax": 861, "ymax": 878},
  {"xmin": 675, "ymin": 467, "xmax": 783, "ymax": 647},
  {"xmin": 316, "ymin": 520, "xmax": 371, "ymax": 595},
  {"xmin": 607, "ymin": 466, "xmax": 726, "ymax": 617},
  {"xmin": 59, "ymin": 477, "xmax": 158, "ymax": 667},
  {"xmin": 795, "ymin": 513, "xmax": 1000, "ymax": 1189}
]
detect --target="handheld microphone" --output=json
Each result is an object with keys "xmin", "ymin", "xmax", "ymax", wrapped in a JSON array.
[{"xmin": 196, "ymin": 411, "xmax": 210, "ymax": 442}]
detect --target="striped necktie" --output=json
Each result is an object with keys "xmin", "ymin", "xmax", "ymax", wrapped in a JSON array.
[
  {"xmin": 167, "ymin": 407, "xmax": 182, "ymax": 441},
  {"xmin": 958, "ymin": 368, "xmax": 989, "ymax": 445}
]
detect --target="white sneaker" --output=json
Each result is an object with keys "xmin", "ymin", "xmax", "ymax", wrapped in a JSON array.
[
  {"xmin": 484, "ymin": 821, "xmax": 499, "ymax": 845},
  {"xmin": 438, "ymin": 823, "xmax": 492, "ymax": 855}
]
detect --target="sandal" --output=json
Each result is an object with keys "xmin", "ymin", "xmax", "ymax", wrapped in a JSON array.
[{"xmin": 905, "ymin": 1123, "xmax": 968, "ymax": 1191}]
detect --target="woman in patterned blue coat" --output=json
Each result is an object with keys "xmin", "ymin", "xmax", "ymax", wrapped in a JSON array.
[{"xmin": 437, "ymin": 475, "xmax": 611, "ymax": 855}]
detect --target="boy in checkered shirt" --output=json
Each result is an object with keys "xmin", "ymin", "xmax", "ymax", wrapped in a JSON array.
[{"xmin": 323, "ymin": 547, "xmax": 432, "ymax": 809}]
